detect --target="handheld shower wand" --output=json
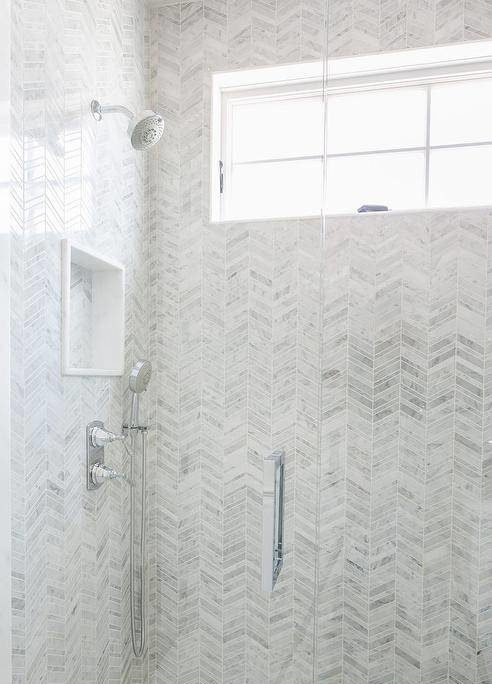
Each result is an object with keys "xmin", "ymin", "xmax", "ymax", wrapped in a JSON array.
[
  {"xmin": 126, "ymin": 360, "xmax": 152, "ymax": 658},
  {"xmin": 128, "ymin": 360, "xmax": 152, "ymax": 427}
]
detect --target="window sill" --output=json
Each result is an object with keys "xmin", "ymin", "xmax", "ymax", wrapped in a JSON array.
[{"xmin": 209, "ymin": 203, "xmax": 492, "ymax": 226}]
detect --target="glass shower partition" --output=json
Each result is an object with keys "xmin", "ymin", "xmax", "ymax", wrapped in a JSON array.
[{"xmin": 316, "ymin": 12, "xmax": 492, "ymax": 683}]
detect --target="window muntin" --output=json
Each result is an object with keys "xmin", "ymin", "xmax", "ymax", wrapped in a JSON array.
[{"xmin": 212, "ymin": 41, "xmax": 492, "ymax": 221}]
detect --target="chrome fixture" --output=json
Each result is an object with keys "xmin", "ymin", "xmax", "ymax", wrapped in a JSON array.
[
  {"xmin": 127, "ymin": 359, "xmax": 152, "ymax": 428},
  {"xmin": 90, "ymin": 426, "xmax": 126, "ymax": 448},
  {"xmin": 90, "ymin": 463, "xmax": 133, "ymax": 487},
  {"xmin": 90, "ymin": 100, "xmax": 164, "ymax": 151},
  {"xmin": 262, "ymin": 449, "xmax": 285, "ymax": 592},
  {"xmin": 126, "ymin": 360, "xmax": 152, "ymax": 658},
  {"xmin": 86, "ymin": 361, "xmax": 151, "ymax": 658},
  {"xmin": 86, "ymin": 421, "xmax": 128, "ymax": 491}
]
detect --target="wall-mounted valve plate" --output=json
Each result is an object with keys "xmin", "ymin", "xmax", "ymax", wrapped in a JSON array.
[{"xmin": 86, "ymin": 420, "xmax": 105, "ymax": 490}]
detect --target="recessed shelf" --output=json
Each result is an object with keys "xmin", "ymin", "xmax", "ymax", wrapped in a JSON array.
[{"xmin": 61, "ymin": 239, "xmax": 125, "ymax": 376}]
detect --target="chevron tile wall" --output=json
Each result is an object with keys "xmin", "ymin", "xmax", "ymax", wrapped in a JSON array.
[
  {"xmin": 481, "ymin": 213, "xmax": 492, "ymax": 684},
  {"xmin": 319, "ymin": 209, "xmax": 492, "ymax": 684},
  {"xmin": 149, "ymin": 1, "xmax": 492, "ymax": 683},
  {"xmin": 9, "ymin": 0, "xmax": 492, "ymax": 682},
  {"xmin": 10, "ymin": 0, "xmax": 151, "ymax": 682}
]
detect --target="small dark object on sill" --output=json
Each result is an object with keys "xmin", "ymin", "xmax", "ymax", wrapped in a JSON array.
[{"xmin": 357, "ymin": 204, "xmax": 389, "ymax": 213}]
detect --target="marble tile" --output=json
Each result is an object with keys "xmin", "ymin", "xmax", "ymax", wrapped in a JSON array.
[
  {"xmin": 10, "ymin": 0, "xmax": 151, "ymax": 682},
  {"xmin": 11, "ymin": 0, "xmax": 492, "ymax": 682}
]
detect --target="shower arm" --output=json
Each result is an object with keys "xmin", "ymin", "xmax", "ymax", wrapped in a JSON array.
[{"xmin": 91, "ymin": 100, "xmax": 134, "ymax": 122}]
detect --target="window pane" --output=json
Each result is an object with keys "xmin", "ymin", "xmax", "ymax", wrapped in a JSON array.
[
  {"xmin": 326, "ymin": 87, "xmax": 427, "ymax": 154},
  {"xmin": 430, "ymin": 78, "xmax": 492, "ymax": 146},
  {"xmin": 326, "ymin": 151, "xmax": 425, "ymax": 214},
  {"xmin": 228, "ymin": 159, "xmax": 322, "ymax": 220},
  {"xmin": 429, "ymin": 146, "xmax": 492, "ymax": 207},
  {"xmin": 231, "ymin": 96, "xmax": 323, "ymax": 162}
]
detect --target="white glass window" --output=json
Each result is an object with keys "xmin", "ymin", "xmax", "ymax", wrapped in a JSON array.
[
  {"xmin": 326, "ymin": 151, "xmax": 425, "ymax": 214},
  {"xmin": 211, "ymin": 41, "xmax": 492, "ymax": 221},
  {"xmin": 232, "ymin": 96, "xmax": 324, "ymax": 162},
  {"xmin": 429, "ymin": 146, "xmax": 492, "ymax": 208},
  {"xmin": 229, "ymin": 158, "xmax": 322, "ymax": 220},
  {"xmin": 430, "ymin": 78, "xmax": 492, "ymax": 146},
  {"xmin": 326, "ymin": 87, "xmax": 427, "ymax": 154}
]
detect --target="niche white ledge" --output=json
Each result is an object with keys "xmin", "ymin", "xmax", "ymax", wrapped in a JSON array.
[{"xmin": 61, "ymin": 239, "xmax": 125, "ymax": 376}]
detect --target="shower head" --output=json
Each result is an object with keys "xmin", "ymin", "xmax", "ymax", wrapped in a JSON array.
[
  {"xmin": 128, "ymin": 112, "xmax": 165, "ymax": 151},
  {"xmin": 128, "ymin": 360, "xmax": 152, "ymax": 428},
  {"xmin": 90, "ymin": 100, "xmax": 164, "ymax": 151},
  {"xmin": 129, "ymin": 360, "xmax": 152, "ymax": 394}
]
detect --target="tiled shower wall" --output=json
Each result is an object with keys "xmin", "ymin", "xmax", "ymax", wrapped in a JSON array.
[
  {"xmin": 10, "ymin": 0, "xmax": 151, "ymax": 681},
  {"xmin": 9, "ymin": 0, "xmax": 492, "ymax": 683},
  {"xmin": 319, "ymin": 209, "xmax": 492, "ymax": 684},
  {"xmin": 149, "ymin": 1, "xmax": 492, "ymax": 683},
  {"xmin": 149, "ymin": 2, "xmax": 325, "ymax": 678}
]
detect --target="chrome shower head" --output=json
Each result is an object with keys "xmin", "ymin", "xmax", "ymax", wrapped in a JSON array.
[
  {"xmin": 91, "ymin": 100, "xmax": 164, "ymax": 151},
  {"xmin": 129, "ymin": 360, "xmax": 152, "ymax": 394},
  {"xmin": 128, "ymin": 112, "xmax": 165, "ymax": 151}
]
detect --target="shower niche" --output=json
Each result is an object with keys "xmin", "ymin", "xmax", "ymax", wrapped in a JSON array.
[{"xmin": 61, "ymin": 239, "xmax": 125, "ymax": 376}]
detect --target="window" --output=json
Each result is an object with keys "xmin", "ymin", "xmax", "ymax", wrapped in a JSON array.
[{"xmin": 211, "ymin": 41, "xmax": 492, "ymax": 221}]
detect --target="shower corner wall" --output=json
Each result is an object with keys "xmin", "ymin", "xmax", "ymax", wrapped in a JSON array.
[{"xmin": 9, "ymin": 0, "xmax": 152, "ymax": 681}]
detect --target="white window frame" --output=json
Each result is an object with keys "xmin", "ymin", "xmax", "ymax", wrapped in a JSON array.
[{"xmin": 210, "ymin": 40, "xmax": 492, "ymax": 222}]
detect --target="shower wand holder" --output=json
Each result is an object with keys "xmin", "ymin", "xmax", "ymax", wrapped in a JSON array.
[{"xmin": 122, "ymin": 424, "xmax": 149, "ymax": 433}]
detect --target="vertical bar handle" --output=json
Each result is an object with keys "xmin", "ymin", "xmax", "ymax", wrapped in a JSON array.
[{"xmin": 262, "ymin": 449, "xmax": 285, "ymax": 592}]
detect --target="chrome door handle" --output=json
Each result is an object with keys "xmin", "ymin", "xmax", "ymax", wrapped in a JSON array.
[{"xmin": 262, "ymin": 449, "xmax": 285, "ymax": 592}]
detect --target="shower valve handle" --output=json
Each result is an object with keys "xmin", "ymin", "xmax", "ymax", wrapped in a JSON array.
[
  {"xmin": 90, "ymin": 426, "xmax": 126, "ymax": 448},
  {"xmin": 90, "ymin": 463, "xmax": 133, "ymax": 488}
]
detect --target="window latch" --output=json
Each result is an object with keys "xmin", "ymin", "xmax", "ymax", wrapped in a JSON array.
[{"xmin": 219, "ymin": 160, "xmax": 224, "ymax": 194}]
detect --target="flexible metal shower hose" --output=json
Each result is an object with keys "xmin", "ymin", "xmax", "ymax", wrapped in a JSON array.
[{"xmin": 126, "ymin": 429, "xmax": 147, "ymax": 658}]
